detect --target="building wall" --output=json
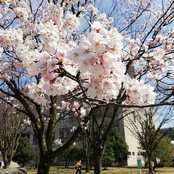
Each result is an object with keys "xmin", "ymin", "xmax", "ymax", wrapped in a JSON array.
[
  {"xmin": 122, "ymin": 111, "xmax": 144, "ymax": 167},
  {"xmin": 123, "ymin": 121, "xmax": 139, "ymax": 166}
]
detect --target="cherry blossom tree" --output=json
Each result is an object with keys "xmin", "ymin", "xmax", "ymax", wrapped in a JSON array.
[
  {"xmin": 0, "ymin": 0, "xmax": 174, "ymax": 174},
  {"xmin": 0, "ymin": 96, "xmax": 29, "ymax": 169}
]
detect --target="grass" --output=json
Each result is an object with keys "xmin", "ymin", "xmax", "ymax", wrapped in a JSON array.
[{"xmin": 27, "ymin": 166, "xmax": 174, "ymax": 174}]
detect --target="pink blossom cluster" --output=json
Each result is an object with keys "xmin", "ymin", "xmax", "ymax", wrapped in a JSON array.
[
  {"xmin": 0, "ymin": 28, "xmax": 23, "ymax": 49},
  {"xmin": 57, "ymin": 101, "xmax": 88, "ymax": 118},
  {"xmin": 125, "ymin": 32, "xmax": 174, "ymax": 80},
  {"xmin": 124, "ymin": 78, "xmax": 157, "ymax": 105},
  {"xmin": 69, "ymin": 21, "xmax": 125, "ymax": 101},
  {"xmin": 0, "ymin": 1, "xmax": 158, "ymax": 107}
]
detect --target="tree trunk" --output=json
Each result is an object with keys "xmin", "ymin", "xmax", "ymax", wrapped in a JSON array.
[
  {"xmin": 3, "ymin": 160, "xmax": 10, "ymax": 169},
  {"xmin": 93, "ymin": 146, "xmax": 103, "ymax": 174},
  {"xmin": 153, "ymin": 157, "xmax": 157, "ymax": 171},
  {"xmin": 1, "ymin": 151, "xmax": 10, "ymax": 169},
  {"xmin": 147, "ymin": 152, "xmax": 154, "ymax": 174},
  {"xmin": 85, "ymin": 153, "xmax": 90, "ymax": 173},
  {"xmin": 37, "ymin": 156, "xmax": 51, "ymax": 174},
  {"xmin": 36, "ymin": 141, "xmax": 52, "ymax": 174}
]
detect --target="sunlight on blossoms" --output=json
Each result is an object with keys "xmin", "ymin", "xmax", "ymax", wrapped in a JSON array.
[
  {"xmin": 69, "ymin": 21, "xmax": 126, "ymax": 101},
  {"xmin": 0, "ymin": 0, "xmax": 159, "ymax": 107},
  {"xmin": 124, "ymin": 78, "xmax": 157, "ymax": 105}
]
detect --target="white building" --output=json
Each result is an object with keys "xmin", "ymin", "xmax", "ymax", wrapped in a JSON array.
[
  {"xmin": 115, "ymin": 112, "xmax": 141, "ymax": 167},
  {"xmin": 123, "ymin": 118, "xmax": 140, "ymax": 166}
]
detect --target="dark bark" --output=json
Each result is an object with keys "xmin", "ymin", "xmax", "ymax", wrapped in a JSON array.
[
  {"xmin": 37, "ymin": 157, "xmax": 51, "ymax": 174},
  {"xmin": 147, "ymin": 152, "xmax": 154, "ymax": 174},
  {"xmin": 93, "ymin": 145, "xmax": 103, "ymax": 174},
  {"xmin": 89, "ymin": 105, "xmax": 120, "ymax": 174},
  {"xmin": 85, "ymin": 151, "xmax": 90, "ymax": 173},
  {"xmin": 34, "ymin": 126, "xmax": 52, "ymax": 174},
  {"xmin": 2, "ymin": 151, "xmax": 10, "ymax": 169},
  {"xmin": 153, "ymin": 157, "xmax": 157, "ymax": 171},
  {"xmin": 83, "ymin": 129, "xmax": 92, "ymax": 173}
]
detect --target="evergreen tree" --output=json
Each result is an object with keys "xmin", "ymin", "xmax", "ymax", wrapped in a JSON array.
[
  {"xmin": 103, "ymin": 129, "xmax": 128, "ymax": 168},
  {"xmin": 155, "ymin": 135, "xmax": 173, "ymax": 167}
]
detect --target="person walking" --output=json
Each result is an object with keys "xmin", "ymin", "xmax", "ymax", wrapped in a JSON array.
[{"xmin": 75, "ymin": 160, "xmax": 82, "ymax": 174}]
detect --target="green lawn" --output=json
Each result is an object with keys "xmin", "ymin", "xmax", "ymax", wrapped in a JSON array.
[{"xmin": 27, "ymin": 167, "xmax": 174, "ymax": 174}]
